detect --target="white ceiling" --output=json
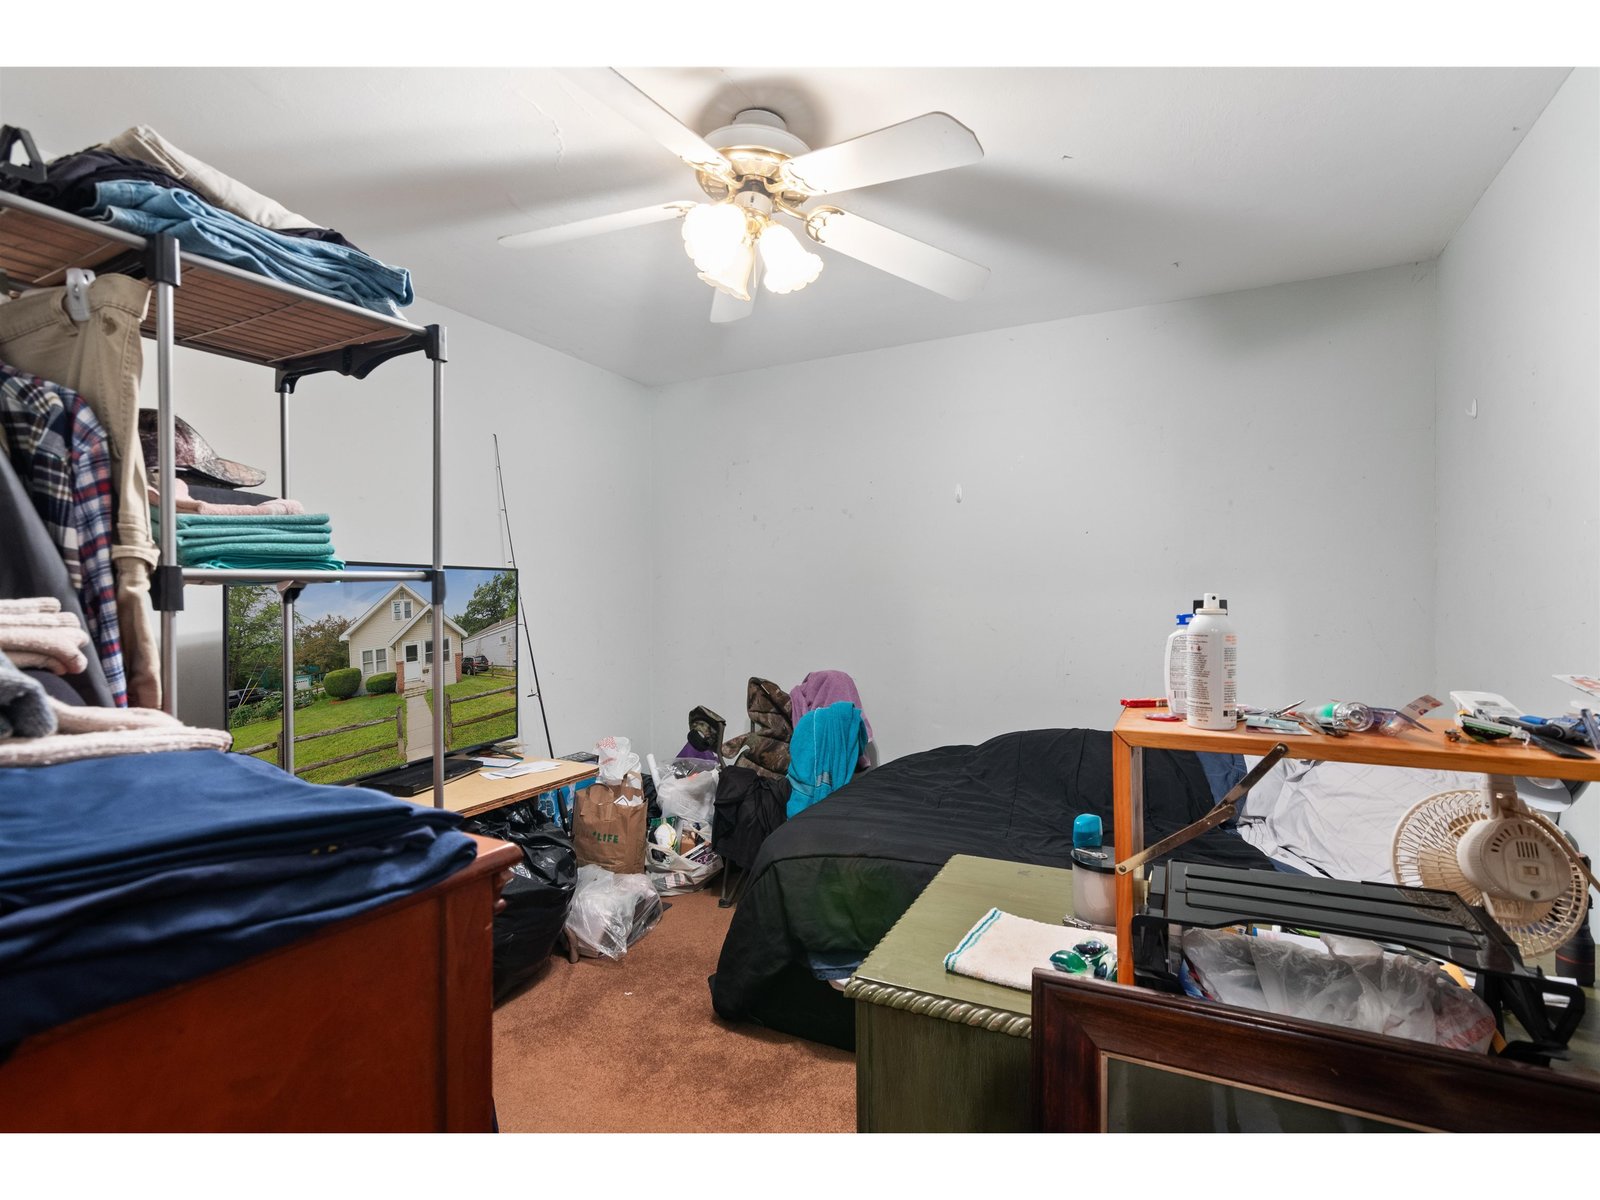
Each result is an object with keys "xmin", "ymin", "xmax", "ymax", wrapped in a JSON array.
[{"xmin": 0, "ymin": 66, "xmax": 1569, "ymax": 386}]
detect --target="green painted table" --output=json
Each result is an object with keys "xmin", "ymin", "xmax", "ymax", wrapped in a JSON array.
[{"xmin": 844, "ymin": 854, "xmax": 1086, "ymax": 1133}]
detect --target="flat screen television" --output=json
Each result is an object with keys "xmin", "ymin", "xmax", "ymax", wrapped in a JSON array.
[{"xmin": 223, "ymin": 563, "xmax": 519, "ymax": 786}]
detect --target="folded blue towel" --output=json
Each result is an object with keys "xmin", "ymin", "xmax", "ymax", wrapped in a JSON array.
[{"xmin": 88, "ymin": 182, "xmax": 412, "ymax": 316}]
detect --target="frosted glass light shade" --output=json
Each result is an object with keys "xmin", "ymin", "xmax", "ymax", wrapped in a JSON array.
[
  {"xmin": 757, "ymin": 222, "xmax": 824, "ymax": 294},
  {"xmin": 698, "ymin": 239, "xmax": 756, "ymax": 301},
  {"xmin": 681, "ymin": 202, "xmax": 749, "ymax": 274}
]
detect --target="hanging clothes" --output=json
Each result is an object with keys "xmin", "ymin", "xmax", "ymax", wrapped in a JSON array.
[
  {"xmin": 789, "ymin": 669, "xmax": 873, "ymax": 769},
  {"xmin": 0, "ymin": 363, "xmax": 126, "ymax": 705},
  {"xmin": 0, "ymin": 275, "xmax": 159, "ymax": 708},
  {"xmin": 786, "ymin": 701, "xmax": 867, "ymax": 820}
]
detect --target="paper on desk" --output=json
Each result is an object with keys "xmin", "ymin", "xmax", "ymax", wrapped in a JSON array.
[
  {"xmin": 1556, "ymin": 675, "xmax": 1600, "ymax": 700},
  {"xmin": 475, "ymin": 756, "xmax": 521, "ymax": 768},
  {"xmin": 481, "ymin": 760, "xmax": 566, "ymax": 780}
]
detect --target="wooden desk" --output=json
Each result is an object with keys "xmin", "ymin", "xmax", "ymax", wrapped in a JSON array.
[
  {"xmin": 0, "ymin": 834, "xmax": 519, "ymax": 1132},
  {"xmin": 845, "ymin": 854, "xmax": 1079, "ymax": 1132},
  {"xmin": 428, "ymin": 757, "xmax": 597, "ymax": 819},
  {"xmin": 1109, "ymin": 710, "xmax": 1600, "ymax": 983}
]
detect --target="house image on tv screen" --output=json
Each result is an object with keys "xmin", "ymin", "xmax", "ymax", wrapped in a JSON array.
[
  {"xmin": 339, "ymin": 583, "xmax": 467, "ymax": 694},
  {"xmin": 461, "ymin": 615, "xmax": 517, "ymax": 670}
]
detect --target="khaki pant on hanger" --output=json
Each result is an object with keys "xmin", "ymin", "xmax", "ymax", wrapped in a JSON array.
[{"xmin": 0, "ymin": 276, "xmax": 162, "ymax": 708}]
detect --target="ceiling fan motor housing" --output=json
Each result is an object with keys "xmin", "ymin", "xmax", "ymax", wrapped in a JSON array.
[{"xmin": 696, "ymin": 109, "xmax": 813, "ymax": 206}]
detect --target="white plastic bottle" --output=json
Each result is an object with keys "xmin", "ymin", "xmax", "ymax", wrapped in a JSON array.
[
  {"xmin": 1164, "ymin": 613, "xmax": 1193, "ymax": 714},
  {"xmin": 1185, "ymin": 594, "xmax": 1237, "ymax": 730}
]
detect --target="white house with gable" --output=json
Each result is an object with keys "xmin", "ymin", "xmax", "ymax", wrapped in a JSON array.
[{"xmin": 339, "ymin": 583, "xmax": 467, "ymax": 694}]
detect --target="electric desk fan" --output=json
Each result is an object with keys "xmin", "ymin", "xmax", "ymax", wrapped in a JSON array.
[{"xmin": 1392, "ymin": 775, "xmax": 1596, "ymax": 958}]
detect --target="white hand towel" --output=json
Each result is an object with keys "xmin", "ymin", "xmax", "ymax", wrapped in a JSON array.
[{"xmin": 944, "ymin": 907, "xmax": 1118, "ymax": 992}]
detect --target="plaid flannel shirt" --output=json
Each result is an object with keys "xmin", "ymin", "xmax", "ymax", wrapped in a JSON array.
[{"xmin": 0, "ymin": 363, "xmax": 127, "ymax": 705}]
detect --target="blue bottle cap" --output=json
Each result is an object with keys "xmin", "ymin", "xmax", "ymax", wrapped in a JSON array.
[
  {"xmin": 1176, "ymin": 613, "xmax": 1192, "ymax": 625},
  {"xmin": 1072, "ymin": 813, "xmax": 1103, "ymax": 850}
]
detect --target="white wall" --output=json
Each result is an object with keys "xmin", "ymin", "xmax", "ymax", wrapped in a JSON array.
[
  {"xmin": 154, "ymin": 296, "xmax": 655, "ymax": 756},
  {"xmin": 1434, "ymin": 68, "xmax": 1600, "ymax": 853},
  {"xmin": 648, "ymin": 263, "xmax": 1439, "ymax": 762}
]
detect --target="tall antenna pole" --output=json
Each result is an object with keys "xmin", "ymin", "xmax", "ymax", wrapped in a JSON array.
[{"xmin": 494, "ymin": 433, "xmax": 555, "ymax": 757}]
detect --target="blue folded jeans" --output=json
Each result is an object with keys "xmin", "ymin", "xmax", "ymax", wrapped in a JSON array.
[{"xmin": 87, "ymin": 181, "xmax": 412, "ymax": 316}]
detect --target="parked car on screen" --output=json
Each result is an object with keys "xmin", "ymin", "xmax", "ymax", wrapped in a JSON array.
[{"xmin": 463, "ymin": 654, "xmax": 492, "ymax": 675}]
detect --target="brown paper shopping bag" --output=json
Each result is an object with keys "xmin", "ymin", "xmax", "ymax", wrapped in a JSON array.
[{"xmin": 572, "ymin": 778, "xmax": 647, "ymax": 874}]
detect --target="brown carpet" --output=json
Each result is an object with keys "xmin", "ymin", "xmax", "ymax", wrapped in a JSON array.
[{"xmin": 492, "ymin": 886, "xmax": 856, "ymax": 1133}]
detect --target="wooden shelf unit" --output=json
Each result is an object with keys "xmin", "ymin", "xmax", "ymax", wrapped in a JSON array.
[{"xmin": 1110, "ymin": 709, "xmax": 1600, "ymax": 984}]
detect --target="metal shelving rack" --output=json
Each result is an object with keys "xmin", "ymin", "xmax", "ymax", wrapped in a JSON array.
[{"xmin": 0, "ymin": 189, "xmax": 453, "ymax": 807}]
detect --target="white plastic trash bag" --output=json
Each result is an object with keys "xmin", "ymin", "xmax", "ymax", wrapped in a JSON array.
[
  {"xmin": 657, "ymin": 762, "xmax": 719, "ymax": 828},
  {"xmin": 595, "ymin": 735, "xmax": 642, "ymax": 786},
  {"xmin": 564, "ymin": 864, "xmax": 663, "ymax": 959},
  {"xmin": 1180, "ymin": 928, "xmax": 1496, "ymax": 1053}
]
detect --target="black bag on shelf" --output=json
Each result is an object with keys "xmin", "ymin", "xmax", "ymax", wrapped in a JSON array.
[{"xmin": 464, "ymin": 801, "xmax": 577, "ymax": 1004}]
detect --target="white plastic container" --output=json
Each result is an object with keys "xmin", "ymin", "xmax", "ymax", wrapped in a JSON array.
[
  {"xmin": 1185, "ymin": 593, "xmax": 1237, "ymax": 730},
  {"xmin": 1164, "ymin": 612, "xmax": 1193, "ymax": 714}
]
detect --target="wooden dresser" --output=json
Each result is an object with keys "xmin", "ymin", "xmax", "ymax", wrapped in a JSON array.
[{"xmin": 0, "ymin": 834, "xmax": 518, "ymax": 1132}]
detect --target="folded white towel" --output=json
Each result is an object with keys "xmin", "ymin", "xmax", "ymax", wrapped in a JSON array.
[
  {"xmin": 944, "ymin": 908, "xmax": 1118, "ymax": 993},
  {"xmin": 0, "ymin": 597, "xmax": 61, "ymax": 614}
]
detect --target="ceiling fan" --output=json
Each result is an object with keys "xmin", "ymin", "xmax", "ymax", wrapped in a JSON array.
[{"xmin": 499, "ymin": 69, "xmax": 990, "ymax": 323}]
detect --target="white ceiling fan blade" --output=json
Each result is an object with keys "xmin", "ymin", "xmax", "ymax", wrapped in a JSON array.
[
  {"xmin": 559, "ymin": 68, "xmax": 734, "ymax": 177},
  {"xmin": 781, "ymin": 113, "xmax": 983, "ymax": 196},
  {"xmin": 498, "ymin": 202, "xmax": 695, "ymax": 250},
  {"xmin": 806, "ymin": 208, "xmax": 989, "ymax": 300},
  {"xmin": 710, "ymin": 288, "xmax": 753, "ymax": 323}
]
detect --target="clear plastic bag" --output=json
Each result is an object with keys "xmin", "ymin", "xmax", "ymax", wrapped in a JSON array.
[
  {"xmin": 657, "ymin": 761, "xmax": 719, "ymax": 828},
  {"xmin": 595, "ymin": 735, "xmax": 642, "ymax": 786},
  {"xmin": 563, "ymin": 864, "xmax": 663, "ymax": 959},
  {"xmin": 646, "ymin": 812, "xmax": 722, "ymax": 895},
  {"xmin": 1181, "ymin": 928, "xmax": 1496, "ymax": 1052}
]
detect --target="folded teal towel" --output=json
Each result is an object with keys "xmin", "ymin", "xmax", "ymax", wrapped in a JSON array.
[
  {"xmin": 184, "ymin": 553, "xmax": 347, "ymax": 572},
  {"xmin": 173, "ymin": 512, "xmax": 332, "ymax": 529},
  {"xmin": 178, "ymin": 540, "xmax": 336, "ymax": 562},
  {"xmin": 178, "ymin": 530, "xmax": 333, "ymax": 546}
]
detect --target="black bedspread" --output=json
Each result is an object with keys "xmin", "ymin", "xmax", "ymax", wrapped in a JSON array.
[{"xmin": 708, "ymin": 727, "xmax": 1275, "ymax": 1048}]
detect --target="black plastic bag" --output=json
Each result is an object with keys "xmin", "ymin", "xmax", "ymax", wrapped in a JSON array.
[{"xmin": 465, "ymin": 801, "xmax": 577, "ymax": 1004}]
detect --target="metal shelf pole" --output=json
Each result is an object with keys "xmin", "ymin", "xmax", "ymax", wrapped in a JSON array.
[
  {"xmin": 431, "ymin": 351, "xmax": 446, "ymax": 808},
  {"xmin": 153, "ymin": 236, "xmax": 180, "ymax": 715}
]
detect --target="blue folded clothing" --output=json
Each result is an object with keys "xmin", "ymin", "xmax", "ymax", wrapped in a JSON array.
[
  {"xmin": 0, "ymin": 826, "xmax": 473, "ymax": 1048},
  {"xmin": 0, "ymin": 750, "xmax": 460, "ymax": 905},
  {"xmin": 0, "ymin": 750, "xmax": 475, "ymax": 1047},
  {"xmin": 86, "ymin": 181, "xmax": 412, "ymax": 316}
]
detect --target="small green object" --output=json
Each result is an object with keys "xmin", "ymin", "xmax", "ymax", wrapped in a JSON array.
[
  {"xmin": 1050, "ymin": 949, "xmax": 1091, "ymax": 974},
  {"xmin": 1073, "ymin": 938, "xmax": 1110, "ymax": 961}
]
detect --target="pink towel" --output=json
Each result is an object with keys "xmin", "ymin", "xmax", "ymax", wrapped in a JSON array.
[
  {"xmin": 0, "ymin": 597, "xmax": 61, "ymax": 614},
  {"xmin": 0, "ymin": 625, "xmax": 90, "ymax": 675},
  {"xmin": 790, "ymin": 669, "xmax": 872, "ymax": 738},
  {"xmin": 0, "ymin": 697, "xmax": 232, "ymax": 766},
  {"xmin": 147, "ymin": 476, "xmax": 306, "ymax": 516}
]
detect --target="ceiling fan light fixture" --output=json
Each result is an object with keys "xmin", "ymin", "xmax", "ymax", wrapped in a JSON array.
[
  {"xmin": 757, "ymin": 222, "xmax": 824, "ymax": 295},
  {"xmin": 681, "ymin": 201, "xmax": 750, "ymax": 275},
  {"xmin": 698, "ymin": 239, "xmax": 756, "ymax": 302}
]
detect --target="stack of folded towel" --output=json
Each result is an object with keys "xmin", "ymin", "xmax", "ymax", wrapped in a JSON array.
[
  {"xmin": 0, "ymin": 598, "xmax": 91, "ymax": 677},
  {"xmin": 0, "ymin": 645, "xmax": 231, "ymax": 762},
  {"xmin": 165, "ymin": 511, "xmax": 343, "ymax": 572}
]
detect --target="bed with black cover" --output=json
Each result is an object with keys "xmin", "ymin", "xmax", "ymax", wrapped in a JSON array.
[{"xmin": 709, "ymin": 727, "xmax": 1274, "ymax": 1049}]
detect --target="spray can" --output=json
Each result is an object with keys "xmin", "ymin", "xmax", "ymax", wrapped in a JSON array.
[
  {"xmin": 1185, "ymin": 594, "xmax": 1237, "ymax": 730},
  {"xmin": 1164, "ymin": 613, "xmax": 1193, "ymax": 715}
]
